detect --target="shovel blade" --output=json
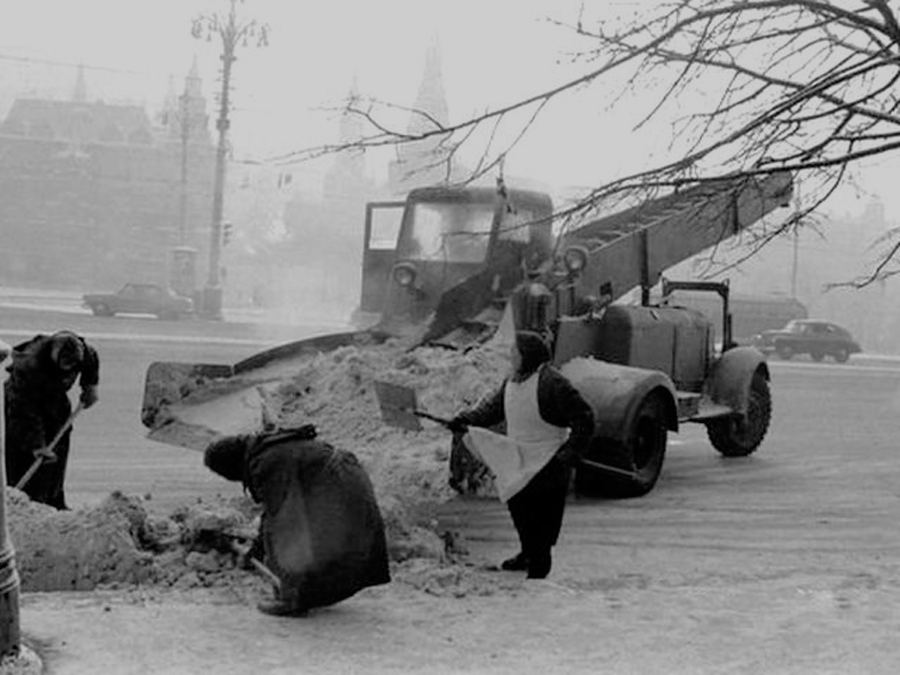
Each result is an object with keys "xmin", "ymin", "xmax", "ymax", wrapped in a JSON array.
[{"xmin": 374, "ymin": 380, "xmax": 422, "ymax": 432}]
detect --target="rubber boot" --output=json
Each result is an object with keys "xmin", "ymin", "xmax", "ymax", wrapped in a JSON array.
[
  {"xmin": 500, "ymin": 552, "xmax": 529, "ymax": 571},
  {"xmin": 526, "ymin": 550, "xmax": 552, "ymax": 579}
]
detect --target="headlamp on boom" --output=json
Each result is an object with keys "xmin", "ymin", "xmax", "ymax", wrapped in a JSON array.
[{"xmin": 562, "ymin": 246, "xmax": 589, "ymax": 274}]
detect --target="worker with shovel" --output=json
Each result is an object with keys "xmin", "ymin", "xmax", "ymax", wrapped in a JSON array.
[
  {"xmin": 203, "ymin": 424, "xmax": 391, "ymax": 617},
  {"xmin": 448, "ymin": 330, "xmax": 594, "ymax": 579},
  {"xmin": 4, "ymin": 330, "xmax": 99, "ymax": 510}
]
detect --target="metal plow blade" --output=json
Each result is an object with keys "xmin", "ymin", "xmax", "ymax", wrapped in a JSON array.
[
  {"xmin": 142, "ymin": 329, "xmax": 395, "ymax": 450},
  {"xmin": 142, "ymin": 361, "xmax": 267, "ymax": 451}
]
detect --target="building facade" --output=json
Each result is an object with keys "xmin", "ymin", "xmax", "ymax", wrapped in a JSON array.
[{"xmin": 0, "ymin": 64, "xmax": 214, "ymax": 292}]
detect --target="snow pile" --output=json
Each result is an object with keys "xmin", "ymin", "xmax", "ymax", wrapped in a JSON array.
[
  {"xmin": 9, "ymin": 339, "xmax": 515, "ymax": 594},
  {"xmin": 9, "ymin": 490, "xmax": 157, "ymax": 591},
  {"xmin": 257, "ymin": 338, "xmax": 510, "ymax": 510}
]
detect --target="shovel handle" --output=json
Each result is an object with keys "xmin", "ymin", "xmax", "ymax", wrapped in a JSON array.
[
  {"xmin": 229, "ymin": 540, "xmax": 281, "ymax": 591},
  {"xmin": 15, "ymin": 402, "xmax": 84, "ymax": 492},
  {"xmin": 412, "ymin": 410, "xmax": 454, "ymax": 429},
  {"xmin": 580, "ymin": 458, "xmax": 639, "ymax": 480}
]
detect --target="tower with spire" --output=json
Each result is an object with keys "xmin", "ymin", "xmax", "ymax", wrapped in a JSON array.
[
  {"xmin": 388, "ymin": 35, "xmax": 454, "ymax": 193},
  {"xmin": 162, "ymin": 58, "xmax": 209, "ymax": 143},
  {"xmin": 324, "ymin": 79, "xmax": 368, "ymax": 199},
  {"xmin": 182, "ymin": 57, "xmax": 208, "ymax": 139}
]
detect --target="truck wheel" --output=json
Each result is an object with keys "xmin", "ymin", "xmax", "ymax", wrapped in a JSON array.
[
  {"xmin": 776, "ymin": 344, "xmax": 793, "ymax": 360},
  {"xmin": 707, "ymin": 372, "xmax": 771, "ymax": 457},
  {"xmin": 92, "ymin": 303, "xmax": 112, "ymax": 317},
  {"xmin": 574, "ymin": 394, "xmax": 667, "ymax": 499}
]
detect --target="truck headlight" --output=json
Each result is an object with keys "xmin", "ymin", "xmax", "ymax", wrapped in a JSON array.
[
  {"xmin": 563, "ymin": 246, "xmax": 588, "ymax": 273},
  {"xmin": 392, "ymin": 263, "xmax": 417, "ymax": 287}
]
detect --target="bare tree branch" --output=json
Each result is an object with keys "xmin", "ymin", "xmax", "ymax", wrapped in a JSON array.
[{"xmin": 272, "ymin": 1, "xmax": 900, "ymax": 284}]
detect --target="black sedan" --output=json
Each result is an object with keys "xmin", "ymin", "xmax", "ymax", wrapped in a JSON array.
[
  {"xmin": 751, "ymin": 319, "xmax": 861, "ymax": 363},
  {"xmin": 83, "ymin": 283, "xmax": 193, "ymax": 320}
]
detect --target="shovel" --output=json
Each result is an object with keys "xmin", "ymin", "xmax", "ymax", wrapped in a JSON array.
[
  {"xmin": 374, "ymin": 380, "xmax": 639, "ymax": 480},
  {"xmin": 373, "ymin": 380, "xmax": 453, "ymax": 432},
  {"xmin": 228, "ymin": 539, "xmax": 282, "ymax": 592},
  {"xmin": 15, "ymin": 401, "xmax": 84, "ymax": 491}
]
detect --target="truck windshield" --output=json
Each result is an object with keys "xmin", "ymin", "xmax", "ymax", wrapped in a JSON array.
[{"xmin": 404, "ymin": 202, "xmax": 494, "ymax": 263}]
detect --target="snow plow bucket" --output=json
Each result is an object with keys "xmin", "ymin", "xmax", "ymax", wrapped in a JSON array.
[{"xmin": 141, "ymin": 329, "xmax": 394, "ymax": 450}]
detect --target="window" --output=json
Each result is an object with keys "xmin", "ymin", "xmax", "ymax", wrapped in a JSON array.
[
  {"xmin": 498, "ymin": 208, "xmax": 536, "ymax": 244},
  {"xmin": 368, "ymin": 206, "xmax": 404, "ymax": 250},
  {"xmin": 405, "ymin": 202, "xmax": 493, "ymax": 263}
]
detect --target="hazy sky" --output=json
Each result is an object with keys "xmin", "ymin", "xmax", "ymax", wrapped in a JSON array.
[
  {"xmin": 0, "ymin": 1, "xmax": 896, "ymax": 214},
  {"xmin": 0, "ymin": 2, "xmax": 668, "ymax": 186}
]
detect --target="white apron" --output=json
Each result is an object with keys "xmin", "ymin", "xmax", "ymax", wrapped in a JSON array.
[{"xmin": 463, "ymin": 367, "xmax": 569, "ymax": 502}]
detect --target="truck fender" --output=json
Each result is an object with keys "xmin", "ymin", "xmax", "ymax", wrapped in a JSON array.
[
  {"xmin": 706, "ymin": 346, "xmax": 770, "ymax": 415},
  {"xmin": 559, "ymin": 357, "xmax": 678, "ymax": 446}
]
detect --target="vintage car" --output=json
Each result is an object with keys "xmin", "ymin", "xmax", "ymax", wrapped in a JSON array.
[
  {"xmin": 83, "ymin": 283, "xmax": 193, "ymax": 320},
  {"xmin": 751, "ymin": 319, "xmax": 861, "ymax": 362}
]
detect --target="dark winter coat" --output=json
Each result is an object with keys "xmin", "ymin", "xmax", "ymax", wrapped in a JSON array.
[
  {"xmin": 4, "ymin": 331, "xmax": 99, "ymax": 509},
  {"xmin": 204, "ymin": 428, "xmax": 391, "ymax": 611},
  {"xmin": 455, "ymin": 364, "xmax": 595, "ymax": 471},
  {"xmin": 454, "ymin": 363, "xmax": 595, "ymax": 563}
]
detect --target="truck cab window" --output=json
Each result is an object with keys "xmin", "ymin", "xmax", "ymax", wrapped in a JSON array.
[
  {"xmin": 405, "ymin": 202, "xmax": 493, "ymax": 263},
  {"xmin": 498, "ymin": 208, "xmax": 535, "ymax": 244}
]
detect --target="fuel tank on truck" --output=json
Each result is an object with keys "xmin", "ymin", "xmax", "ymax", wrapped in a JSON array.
[{"xmin": 553, "ymin": 304, "xmax": 713, "ymax": 392}]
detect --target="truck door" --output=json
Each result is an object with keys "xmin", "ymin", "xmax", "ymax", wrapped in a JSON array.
[{"xmin": 359, "ymin": 201, "xmax": 405, "ymax": 315}]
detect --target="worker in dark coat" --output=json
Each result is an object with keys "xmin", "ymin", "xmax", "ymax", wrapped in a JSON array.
[
  {"xmin": 450, "ymin": 331, "xmax": 594, "ymax": 579},
  {"xmin": 204, "ymin": 425, "xmax": 391, "ymax": 616},
  {"xmin": 4, "ymin": 330, "xmax": 99, "ymax": 510}
]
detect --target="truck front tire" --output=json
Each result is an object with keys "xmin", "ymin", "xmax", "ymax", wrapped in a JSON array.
[
  {"xmin": 574, "ymin": 393, "xmax": 668, "ymax": 499},
  {"xmin": 706, "ymin": 372, "xmax": 771, "ymax": 457}
]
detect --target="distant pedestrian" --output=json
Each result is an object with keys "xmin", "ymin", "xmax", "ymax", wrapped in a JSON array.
[
  {"xmin": 5, "ymin": 330, "xmax": 99, "ymax": 510},
  {"xmin": 204, "ymin": 424, "xmax": 391, "ymax": 616}
]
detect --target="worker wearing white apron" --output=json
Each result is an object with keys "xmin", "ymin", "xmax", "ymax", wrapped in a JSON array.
[{"xmin": 450, "ymin": 331, "xmax": 594, "ymax": 579}]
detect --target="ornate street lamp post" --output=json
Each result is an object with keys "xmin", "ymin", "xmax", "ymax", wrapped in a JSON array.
[{"xmin": 192, "ymin": 0, "xmax": 268, "ymax": 319}]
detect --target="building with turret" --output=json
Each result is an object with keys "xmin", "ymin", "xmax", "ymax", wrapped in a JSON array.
[{"xmin": 0, "ymin": 62, "xmax": 215, "ymax": 291}]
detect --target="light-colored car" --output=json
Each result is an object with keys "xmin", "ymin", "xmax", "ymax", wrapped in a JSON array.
[
  {"xmin": 83, "ymin": 283, "xmax": 193, "ymax": 320},
  {"xmin": 751, "ymin": 319, "xmax": 861, "ymax": 363}
]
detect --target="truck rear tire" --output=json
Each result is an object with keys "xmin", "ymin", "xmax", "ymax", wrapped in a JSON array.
[
  {"xmin": 574, "ymin": 393, "xmax": 667, "ymax": 499},
  {"xmin": 706, "ymin": 372, "xmax": 771, "ymax": 457}
]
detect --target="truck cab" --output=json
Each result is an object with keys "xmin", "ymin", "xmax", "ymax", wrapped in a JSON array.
[{"xmin": 361, "ymin": 184, "xmax": 553, "ymax": 341}]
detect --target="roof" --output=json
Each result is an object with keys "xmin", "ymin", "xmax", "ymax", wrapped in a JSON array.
[
  {"xmin": 1, "ymin": 98, "xmax": 154, "ymax": 144},
  {"xmin": 406, "ymin": 185, "xmax": 553, "ymax": 213}
]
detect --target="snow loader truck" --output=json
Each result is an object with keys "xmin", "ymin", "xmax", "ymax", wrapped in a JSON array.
[{"xmin": 141, "ymin": 171, "xmax": 793, "ymax": 497}]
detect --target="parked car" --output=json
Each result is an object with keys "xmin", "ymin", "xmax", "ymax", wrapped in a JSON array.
[
  {"xmin": 83, "ymin": 283, "xmax": 193, "ymax": 320},
  {"xmin": 751, "ymin": 319, "xmax": 861, "ymax": 363}
]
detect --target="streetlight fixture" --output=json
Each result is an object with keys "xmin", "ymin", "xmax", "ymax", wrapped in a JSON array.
[{"xmin": 191, "ymin": 0, "xmax": 268, "ymax": 319}]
